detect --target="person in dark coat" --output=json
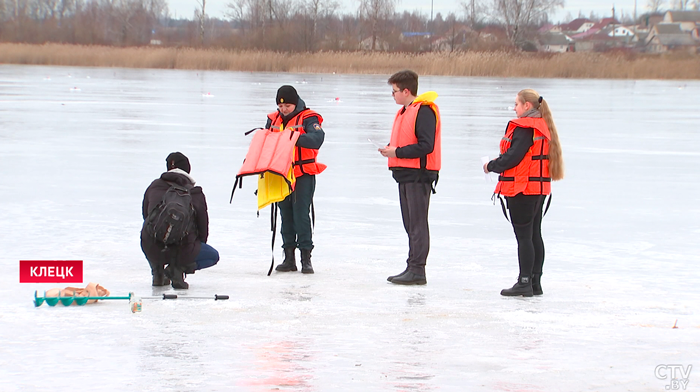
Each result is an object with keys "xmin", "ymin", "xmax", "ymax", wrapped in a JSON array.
[
  {"xmin": 264, "ymin": 85, "xmax": 325, "ymax": 274},
  {"xmin": 140, "ymin": 152, "xmax": 219, "ymax": 289}
]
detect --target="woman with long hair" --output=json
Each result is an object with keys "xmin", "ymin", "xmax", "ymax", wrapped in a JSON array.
[{"xmin": 484, "ymin": 89, "xmax": 564, "ymax": 297}]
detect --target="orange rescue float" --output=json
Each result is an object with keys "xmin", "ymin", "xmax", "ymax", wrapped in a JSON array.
[{"xmin": 231, "ymin": 128, "xmax": 300, "ymax": 209}]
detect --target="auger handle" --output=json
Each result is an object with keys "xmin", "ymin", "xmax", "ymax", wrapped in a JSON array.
[{"xmin": 149, "ymin": 294, "xmax": 229, "ymax": 300}]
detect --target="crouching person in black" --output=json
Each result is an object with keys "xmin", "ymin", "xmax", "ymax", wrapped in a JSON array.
[{"xmin": 141, "ymin": 152, "xmax": 219, "ymax": 289}]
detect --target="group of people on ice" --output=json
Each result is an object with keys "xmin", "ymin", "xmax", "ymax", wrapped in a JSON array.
[{"xmin": 139, "ymin": 69, "xmax": 564, "ymax": 297}]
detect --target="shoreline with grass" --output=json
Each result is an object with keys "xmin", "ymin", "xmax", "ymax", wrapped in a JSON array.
[{"xmin": 1, "ymin": 43, "xmax": 699, "ymax": 79}]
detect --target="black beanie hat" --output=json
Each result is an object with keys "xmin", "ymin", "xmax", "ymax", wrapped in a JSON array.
[
  {"xmin": 276, "ymin": 85, "xmax": 299, "ymax": 106},
  {"xmin": 166, "ymin": 152, "xmax": 191, "ymax": 174}
]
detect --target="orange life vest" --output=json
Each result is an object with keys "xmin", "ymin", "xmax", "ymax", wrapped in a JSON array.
[
  {"xmin": 494, "ymin": 117, "xmax": 551, "ymax": 197},
  {"xmin": 387, "ymin": 100, "xmax": 441, "ymax": 171},
  {"xmin": 267, "ymin": 109, "xmax": 326, "ymax": 178},
  {"xmin": 237, "ymin": 129, "xmax": 300, "ymax": 181}
]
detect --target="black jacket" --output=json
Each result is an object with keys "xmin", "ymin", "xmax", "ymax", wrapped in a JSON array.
[
  {"xmin": 140, "ymin": 170, "xmax": 209, "ymax": 268},
  {"xmin": 486, "ymin": 126, "xmax": 534, "ymax": 174}
]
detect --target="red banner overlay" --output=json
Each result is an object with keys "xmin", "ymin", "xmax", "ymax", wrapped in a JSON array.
[{"xmin": 19, "ymin": 260, "xmax": 83, "ymax": 283}]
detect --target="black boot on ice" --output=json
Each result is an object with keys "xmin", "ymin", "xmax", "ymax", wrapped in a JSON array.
[
  {"xmin": 532, "ymin": 274, "xmax": 543, "ymax": 296},
  {"xmin": 276, "ymin": 247, "xmax": 298, "ymax": 272},
  {"xmin": 300, "ymin": 249, "xmax": 314, "ymax": 274},
  {"xmin": 165, "ymin": 265, "xmax": 189, "ymax": 290},
  {"xmin": 387, "ymin": 266, "xmax": 409, "ymax": 282},
  {"xmin": 500, "ymin": 276, "xmax": 533, "ymax": 297},
  {"xmin": 152, "ymin": 270, "xmax": 170, "ymax": 287}
]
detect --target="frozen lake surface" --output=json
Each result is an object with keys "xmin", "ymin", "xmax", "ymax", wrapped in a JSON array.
[{"xmin": 1, "ymin": 65, "xmax": 699, "ymax": 391}]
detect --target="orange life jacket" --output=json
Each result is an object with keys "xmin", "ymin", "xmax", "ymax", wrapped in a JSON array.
[
  {"xmin": 237, "ymin": 129, "xmax": 300, "ymax": 181},
  {"xmin": 267, "ymin": 109, "xmax": 326, "ymax": 178},
  {"xmin": 494, "ymin": 117, "xmax": 551, "ymax": 197},
  {"xmin": 387, "ymin": 100, "xmax": 441, "ymax": 171}
]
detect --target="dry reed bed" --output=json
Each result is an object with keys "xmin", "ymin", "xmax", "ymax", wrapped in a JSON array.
[{"xmin": 1, "ymin": 43, "xmax": 699, "ymax": 79}]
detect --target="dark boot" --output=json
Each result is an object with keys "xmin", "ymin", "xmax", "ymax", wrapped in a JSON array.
[
  {"xmin": 276, "ymin": 247, "xmax": 297, "ymax": 272},
  {"xmin": 164, "ymin": 265, "xmax": 189, "ymax": 290},
  {"xmin": 387, "ymin": 266, "xmax": 409, "ymax": 282},
  {"xmin": 501, "ymin": 276, "xmax": 533, "ymax": 297},
  {"xmin": 152, "ymin": 270, "xmax": 170, "ymax": 287},
  {"xmin": 391, "ymin": 271, "xmax": 426, "ymax": 285},
  {"xmin": 149, "ymin": 259, "xmax": 170, "ymax": 286},
  {"xmin": 183, "ymin": 262, "xmax": 197, "ymax": 275},
  {"xmin": 532, "ymin": 274, "xmax": 543, "ymax": 295},
  {"xmin": 300, "ymin": 249, "xmax": 314, "ymax": 274}
]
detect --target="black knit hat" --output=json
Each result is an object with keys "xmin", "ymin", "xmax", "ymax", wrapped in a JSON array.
[
  {"xmin": 276, "ymin": 85, "xmax": 299, "ymax": 106},
  {"xmin": 166, "ymin": 152, "xmax": 191, "ymax": 174}
]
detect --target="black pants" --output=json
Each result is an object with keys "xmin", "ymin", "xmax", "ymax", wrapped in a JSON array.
[
  {"xmin": 506, "ymin": 194, "xmax": 545, "ymax": 278},
  {"xmin": 399, "ymin": 182, "xmax": 432, "ymax": 275},
  {"xmin": 279, "ymin": 174, "xmax": 316, "ymax": 250}
]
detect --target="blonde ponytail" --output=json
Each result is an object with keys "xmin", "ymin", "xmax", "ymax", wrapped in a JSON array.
[{"xmin": 517, "ymin": 89, "xmax": 564, "ymax": 181}]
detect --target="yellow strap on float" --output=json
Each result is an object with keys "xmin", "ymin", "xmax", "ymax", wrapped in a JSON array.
[{"xmin": 257, "ymin": 166, "xmax": 296, "ymax": 210}]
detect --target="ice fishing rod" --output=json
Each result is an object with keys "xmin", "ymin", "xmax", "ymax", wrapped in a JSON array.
[{"xmin": 33, "ymin": 291, "xmax": 229, "ymax": 307}]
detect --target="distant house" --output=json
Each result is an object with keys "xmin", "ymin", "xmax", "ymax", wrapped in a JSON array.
[
  {"xmin": 641, "ymin": 13, "xmax": 665, "ymax": 29},
  {"xmin": 664, "ymin": 10, "xmax": 700, "ymax": 32},
  {"xmin": 645, "ymin": 23, "xmax": 697, "ymax": 53},
  {"xmin": 572, "ymin": 20, "xmax": 635, "ymax": 52},
  {"xmin": 538, "ymin": 23, "xmax": 556, "ymax": 34},
  {"xmin": 560, "ymin": 18, "xmax": 595, "ymax": 34},
  {"xmin": 574, "ymin": 32, "xmax": 622, "ymax": 52},
  {"xmin": 608, "ymin": 26, "xmax": 636, "ymax": 38},
  {"xmin": 570, "ymin": 17, "xmax": 620, "ymax": 40},
  {"xmin": 538, "ymin": 32, "xmax": 573, "ymax": 52},
  {"xmin": 400, "ymin": 32, "xmax": 432, "ymax": 40}
]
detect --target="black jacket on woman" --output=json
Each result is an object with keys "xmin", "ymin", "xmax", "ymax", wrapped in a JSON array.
[{"xmin": 140, "ymin": 169, "xmax": 209, "ymax": 269}]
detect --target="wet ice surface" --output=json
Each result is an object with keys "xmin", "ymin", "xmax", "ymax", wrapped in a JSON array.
[{"xmin": 1, "ymin": 65, "xmax": 699, "ymax": 391}]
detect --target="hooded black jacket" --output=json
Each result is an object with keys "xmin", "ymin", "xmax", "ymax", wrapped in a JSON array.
[{"xmin": 140, "ymin": 170, "xmax": 209, "ymax": 268}]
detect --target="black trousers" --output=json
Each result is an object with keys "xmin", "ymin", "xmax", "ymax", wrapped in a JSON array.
[
  {"xmin": 506, "ymin": 194, "xmax": 545, "ymax": 278},
  {"xmin": 399, "ymin": 182, "xmax": 432, "ymax": 275},
  {"xmin": 279, "ymin": 174, "xmax": 316, "ymax": 250}
]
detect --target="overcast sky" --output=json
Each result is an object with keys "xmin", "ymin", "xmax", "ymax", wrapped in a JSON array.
[{"xmin": 167, "ymin": 0, "xmax": 653, "ymax": 23}]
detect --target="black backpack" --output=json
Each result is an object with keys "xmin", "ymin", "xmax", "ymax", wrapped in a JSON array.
[{"xmin": 145, "ymin": 181, "xmax": 196, "ymax": 247}]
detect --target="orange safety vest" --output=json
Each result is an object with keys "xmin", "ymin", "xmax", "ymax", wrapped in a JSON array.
[
  {"xmin": 267, "ymin": 109, "xmax": 327, "ymax": 178},
  {"xmin": 387, "ymin": 100, "xmax": 441, "ymax": 171},
  {"xmin": 494, "ymin": 117, "xmax": 551, "ymax": 197}
]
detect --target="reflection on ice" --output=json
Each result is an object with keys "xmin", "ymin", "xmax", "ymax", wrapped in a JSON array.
[{"xmin": 244, "ymin": 341, "xmax": 314, "ymax": 390}]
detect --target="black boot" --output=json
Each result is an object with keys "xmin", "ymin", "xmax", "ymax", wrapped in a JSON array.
[
  {"xmin": 387, "ymin": 266, "xmax": 409, "ymax": 282},
  {"xmin": 149, "ymin": 260, "xmax": 170, "ymax": 286},
  {"xmin": 152, "ymin": 270, "xmax": 171, "ymax": 287},
  {"xmin": 164, "ymin": 265, "xmax": 189, "ymax": 289},
  {"xmin": 391, "ymin": 270, "xmax": 426, "ymax": 285},
  {"xmin": 532, "ymin": 274, "xmax": 543, "ymax": 295},
  {"xmin": 276, "ymin": 247, "xmax": 297, "ymax": 272},
  {"xmin": 300, "ymin": 249, "xmax": 314, "ymax": 274},
  {"xmin": 501, "ymin": 276, "xmax": 533, "ymax": 297}
]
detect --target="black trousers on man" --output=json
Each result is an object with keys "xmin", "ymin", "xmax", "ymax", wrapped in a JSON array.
[
  {"xmin": 279, "ymin": 174, "xmax": 316, "ymax": 250},
  {"xmin": 399, "ymin": 182, "xmax": 432, "ymax": 275},
  {"xmin": 506, "ymin": 194, "xmax": 545, "ymax": 278}
]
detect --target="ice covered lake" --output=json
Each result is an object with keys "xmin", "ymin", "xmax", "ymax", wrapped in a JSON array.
[{"xmin": 1, "ymin": 64, "xmax": 698, "ymax": 391}]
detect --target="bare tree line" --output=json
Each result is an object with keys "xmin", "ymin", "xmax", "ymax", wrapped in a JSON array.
[
  {"xmin": 0, "ymin": 0, "xmax": 168, "ymax": 45},
  {"xmin": 1, "ymin": 0, "xmax": 694, "ymax": 51},
  {"xmin": 647, "ymin": 0, "xmax": 699, "ymax": 13}
]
